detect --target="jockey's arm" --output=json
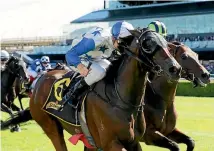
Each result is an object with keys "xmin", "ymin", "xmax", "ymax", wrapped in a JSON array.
[
  {"xmin": 65, "ymin": 38, "xmax": 95, "ymax": 67},
  {"xmin": 27, "ymin": 66, "xmax": 38, "ymax": 81},
  {"xmin": 45, "ymin": 63, "xmax": 52, "ymax": 70}
]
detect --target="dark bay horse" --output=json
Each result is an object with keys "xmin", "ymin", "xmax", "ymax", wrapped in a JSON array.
[
  {"xmin": 1, "ymin": 56, "xmax": 29, "ymax": 116},
  {"xmin": 29, "ymin": 29, "xmax": 181, "ymax": 151},
  {"xmin": 141, "ymin": 42, "xmax": 210, "ymax": 151},
  {"xmin": 10, "ymin": 62, "xmax": 69, "ymax": 111}
]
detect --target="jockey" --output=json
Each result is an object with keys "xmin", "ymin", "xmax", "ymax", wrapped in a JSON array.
[
  {"xmin": 148, "ymin": 20, "xmax": 167, "ymax": 38},
  {"xmin": 40, "ymin": 56, "xmax": 52, "ymax": 70},
  {"xmin": 65, "ymin": 21, "xmax": 134, "ymax": 100},
  {"xmin": 27, "ymin": 56, "xmax": 52, "ymax": 92},
  {"xmin": 0, "ymin": 50, "xmax": 10, "ymax": 71}
]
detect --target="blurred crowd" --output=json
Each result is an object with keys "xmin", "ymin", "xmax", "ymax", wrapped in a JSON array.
[
  {"xmin": 201, "ymin": 60, "xmax": 214, "ymax": 74},
  {"xmin": 166, "ymin": 35, "xmax": 214, "ymax": 42}
]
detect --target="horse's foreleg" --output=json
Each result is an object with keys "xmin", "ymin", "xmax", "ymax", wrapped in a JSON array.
[
  {"xmin": 18, "ymin": 95, "xmax": 24, "ymax": 110},
  {"xmin": 167, "ymin": 128, "xmax": 195, "ymax": 151},
  {"xmin": 38, "ymin": 116, "xmax": 67, "ymax": 151},
  {"xmin": 10, "ymin": 103, "xmax": 21, "ymax": 111},
  {"xmin": 31, "ymin": 106, "xmax": 67, "ymax": 151},
  {"xmin": 84, "ymin": 147, "xmax": 97, "ymax": 151},
  {"xmin": 1, "ymin": 103, "xmax": 13, "ymax": 115},
  {"xmin": 128, "ymin": 142, "xmax": 142, "ymax": 151},
  {"xmin": 104, "ymin": 140, "xmax": 127, "ymax": 151},
  {"xmin": 144, "ymin": 130, "xmax": 180, "ymax": 151}
]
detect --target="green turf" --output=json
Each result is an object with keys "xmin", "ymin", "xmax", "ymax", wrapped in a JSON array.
[{"xmin": 1, "ymin": 96, "xmax": 214, "ymax": 151}]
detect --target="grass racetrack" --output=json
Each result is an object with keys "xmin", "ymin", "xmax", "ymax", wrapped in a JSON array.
[{"xmin": 1, "ymin": 96, "xmax": 214, "ymax": 151}]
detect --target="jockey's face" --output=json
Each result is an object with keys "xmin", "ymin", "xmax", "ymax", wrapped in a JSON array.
[
  {"xmin": 42, "ymin": 62, "xmax": 48, "ymax": 67},
  {"xmin": 112, "ymin": 37, "xmax": 119, "ymax": 49},
  {"xmin": 1, "ymin": 58, "xmax": 8, "ymax": 70},
  {"xmin": 1, "ymin": 58, "xmax": 8, "ymax": 66}
]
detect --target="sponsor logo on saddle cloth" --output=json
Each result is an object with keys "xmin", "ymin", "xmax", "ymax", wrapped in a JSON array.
[{"xmin": 46, "ymin": 78, "xmax": 71, "ymax": 110}]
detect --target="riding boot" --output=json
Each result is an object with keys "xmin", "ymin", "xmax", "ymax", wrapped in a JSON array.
[
  {"xmin": 73, "ymin": 80, "xmax": 89, "ymax": 98},
  {"xmin": 67, "ymin": 80, "xmax": 89, "ymax": 107}
]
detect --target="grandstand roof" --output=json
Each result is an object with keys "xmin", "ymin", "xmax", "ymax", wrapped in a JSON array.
[{"xmin": 71, "ymin": 1, "xmax": 214, "ymax": 23}]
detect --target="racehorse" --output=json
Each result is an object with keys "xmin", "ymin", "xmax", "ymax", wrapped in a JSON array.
[
  {"xmin": 0, "ymin": 62, "xmax": 69, "ymax": 132},
  {"xmin": 29, "ymin": 29, "xmax": 181, "ymax": 151},
  {"xmin": 11, "ymin": 62, "xmax": 69, "ymax": 111},
  {"xmin": 1, "ymin": 56, "xmax": 29, "ymax": 116},
  {"xmin": 141, "ymin": 42, "xmax": 210, "ymax": 151}
]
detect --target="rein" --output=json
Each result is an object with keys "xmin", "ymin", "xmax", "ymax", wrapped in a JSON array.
[
  {"xmin": 172, "ymin": 44, "xmax": 195, "ymax": 83},
  {"xmin": 94, "ymin": 30, "xmax": 165, "ymax": 111},
  {"xmin": 93, "ymin": 45, "xmax": 157, "ymax": 111},
  {"xmin": 121, "ymin": 45, "xmax": 163, "ymax": 75}
]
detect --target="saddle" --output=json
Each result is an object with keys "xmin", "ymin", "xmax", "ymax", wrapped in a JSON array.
[
  {"xmin": 42, "ymin": 71, "xmax": 88, "ymax": 125},
  {"xmin": 43, "ymin": 70, "xmax": 97, "ymax": 148}
]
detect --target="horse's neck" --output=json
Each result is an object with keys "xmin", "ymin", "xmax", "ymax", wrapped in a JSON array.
[
  {"xmin": 1, "ymin": 70, "xmax": 16, "ymax": 89},
  {"xmin": 116, "ymin": 54, "xmax": 148, "ymax": 109},
  {"xmin": 151, "ymin": 76, "xmax": 178, "ymax": 105}
]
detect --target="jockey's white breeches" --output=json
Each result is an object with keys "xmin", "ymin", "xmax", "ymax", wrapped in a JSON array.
[
  {"xmin": 71, "ymin": 59, "xmax": 111, "ymax": 86},
  {"xmin": 27, "ymin": 68, "xmax": 38, "ymax": 78},
  {"xmin": 27, "ymin": 68, "xmax": 46, "ymax": 92},
  {"xmin": 30, "ymin": 76, "xmax": 40, "ymax": 92}
]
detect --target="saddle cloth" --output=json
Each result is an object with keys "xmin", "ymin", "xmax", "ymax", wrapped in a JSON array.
[{"xmin": 42, "ymin": 71, "xmax": 87, "ymax": 126}]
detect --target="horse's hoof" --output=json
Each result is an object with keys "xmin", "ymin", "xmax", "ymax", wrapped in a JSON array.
[
  {"xmin": 10, "ymin": 125, "xmax": 21, "ymax": 132},
  {"xmin": 14, "ymin": 125, "xmax": 21, "ymax": 132},
  {"xmin": 10, "ymin": 128, "xmax": 15, "ymax": 133}
]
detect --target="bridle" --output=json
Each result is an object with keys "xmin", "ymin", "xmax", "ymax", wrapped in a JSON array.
[
  {"xmin": 110, "ymin": 29, "xmax": 167, "ymax": 110},
  {"xmin": 119, "ymin": 29, "xmax": 164, "ymax": 75},
  {"xmin": 171, "ymin": 44, "xmax": 196, "ymax": 84}
]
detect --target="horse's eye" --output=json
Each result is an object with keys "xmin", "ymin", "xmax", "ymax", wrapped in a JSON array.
[
  {"xmin": 181, "ymin": 53, "xmax": 188, "ymax": 60},
  {"xmin": 146, "ymin": 39, "xmax": 152, "ymax": 46},
  {"xmin": 143, "ymin": 39, "xmax": 152, "ymax": 49}
]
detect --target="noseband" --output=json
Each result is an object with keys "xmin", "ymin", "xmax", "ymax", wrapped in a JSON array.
[
  {"xmin": 109, "ymin": 30, "xmax": 169, "ymax": 111},
  {"xmin": 172, "ymin": 44, "xmax": 195, "ymax": 83},
  {"xmin": 119, "ymin": 29, "xmax": 164, "ymax": 75}
]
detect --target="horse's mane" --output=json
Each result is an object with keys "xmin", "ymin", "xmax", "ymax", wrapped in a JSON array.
[
  {"xmin": 103, "ymin": 35, "xmax": 136, "ymax": 84},
  {"xmin": 6, "ymin": 56, "xmax": 23, "ymax": 66},
  {"xmin": 171, "ymin": 41, "xmax": 182, "ymax": 45},
  {"xmin": 120, "ymin": 35, "xmax": 135, "ymax": 46},
  {"xmin": 104, "ymin": 55, "xmax": 124, "ymax": 84},
  {"xmin": 6, "ymin": 56, "xmax": 16, "ymax": 65}
]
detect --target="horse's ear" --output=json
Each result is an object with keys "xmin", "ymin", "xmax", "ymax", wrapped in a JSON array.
[
  {"xmin": 128, "ymin": 29, "xmax": 140, "ymax": 37},
  {"xmin": 20, "ymin": 55, "xmax": 23, "ymax": 60}
]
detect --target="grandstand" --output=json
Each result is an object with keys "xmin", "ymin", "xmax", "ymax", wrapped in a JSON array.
[
  {"xmin": 2, "ymin": 1, "xmax": 214, "ymax": 63},
  {"xmin": 61, "ymin": 0, "xmax": 214, "ymax": 60},
  {"xmin": 1, "ymin": 36, "xmax": 65, "ymax": 50}
]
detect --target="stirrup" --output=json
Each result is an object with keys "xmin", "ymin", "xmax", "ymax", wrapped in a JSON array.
[
  {"xmin": 19, "ymin": 88, "xmax": 27, "ymax": 94},
  {"xmin": 68, "ymin": 101, "xmax": 79, "ymax": 109}
]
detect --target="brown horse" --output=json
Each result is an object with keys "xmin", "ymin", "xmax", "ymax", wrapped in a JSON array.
[
  {"xmin": 29, "ymin": 29, "xmax": 181, "ymax": 151},
  {"xmin": 0, "ymin": 63, "xmax": 69, "ymax": 131},
  {"xmin": 141, "ymin": 42, "xmax": 210, "ymax": 151}
]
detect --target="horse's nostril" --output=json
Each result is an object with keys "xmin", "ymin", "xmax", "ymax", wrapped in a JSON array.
[
  {"xmin": 202, "ymin": 73, "xmax": 210, "ymax": 79},
  {"xmin": 177, "ymin": 67, "xmax": 182, "ymax": 76},
  {"xmin": 169, "ymin": 66, "xmax": 177, "ymax": 74}
]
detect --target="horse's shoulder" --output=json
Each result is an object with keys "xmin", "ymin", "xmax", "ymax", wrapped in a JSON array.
[{"xmin": 46, "ymin": 70, "xmax": 71, "ymax": 79}]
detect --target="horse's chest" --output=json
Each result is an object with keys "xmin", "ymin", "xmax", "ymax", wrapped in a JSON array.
[{"xmin": 160, "ymin": 109, "xmax": 176, "ymax": 135}]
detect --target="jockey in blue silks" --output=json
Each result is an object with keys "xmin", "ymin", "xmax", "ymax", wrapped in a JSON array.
[
  {"xmin": 65, "ymin": 21, "xmax": 134, "ymax": 99},
  {"xmin": 27, "ymin": 56, "xmax": 52, "ymax": 92}
]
